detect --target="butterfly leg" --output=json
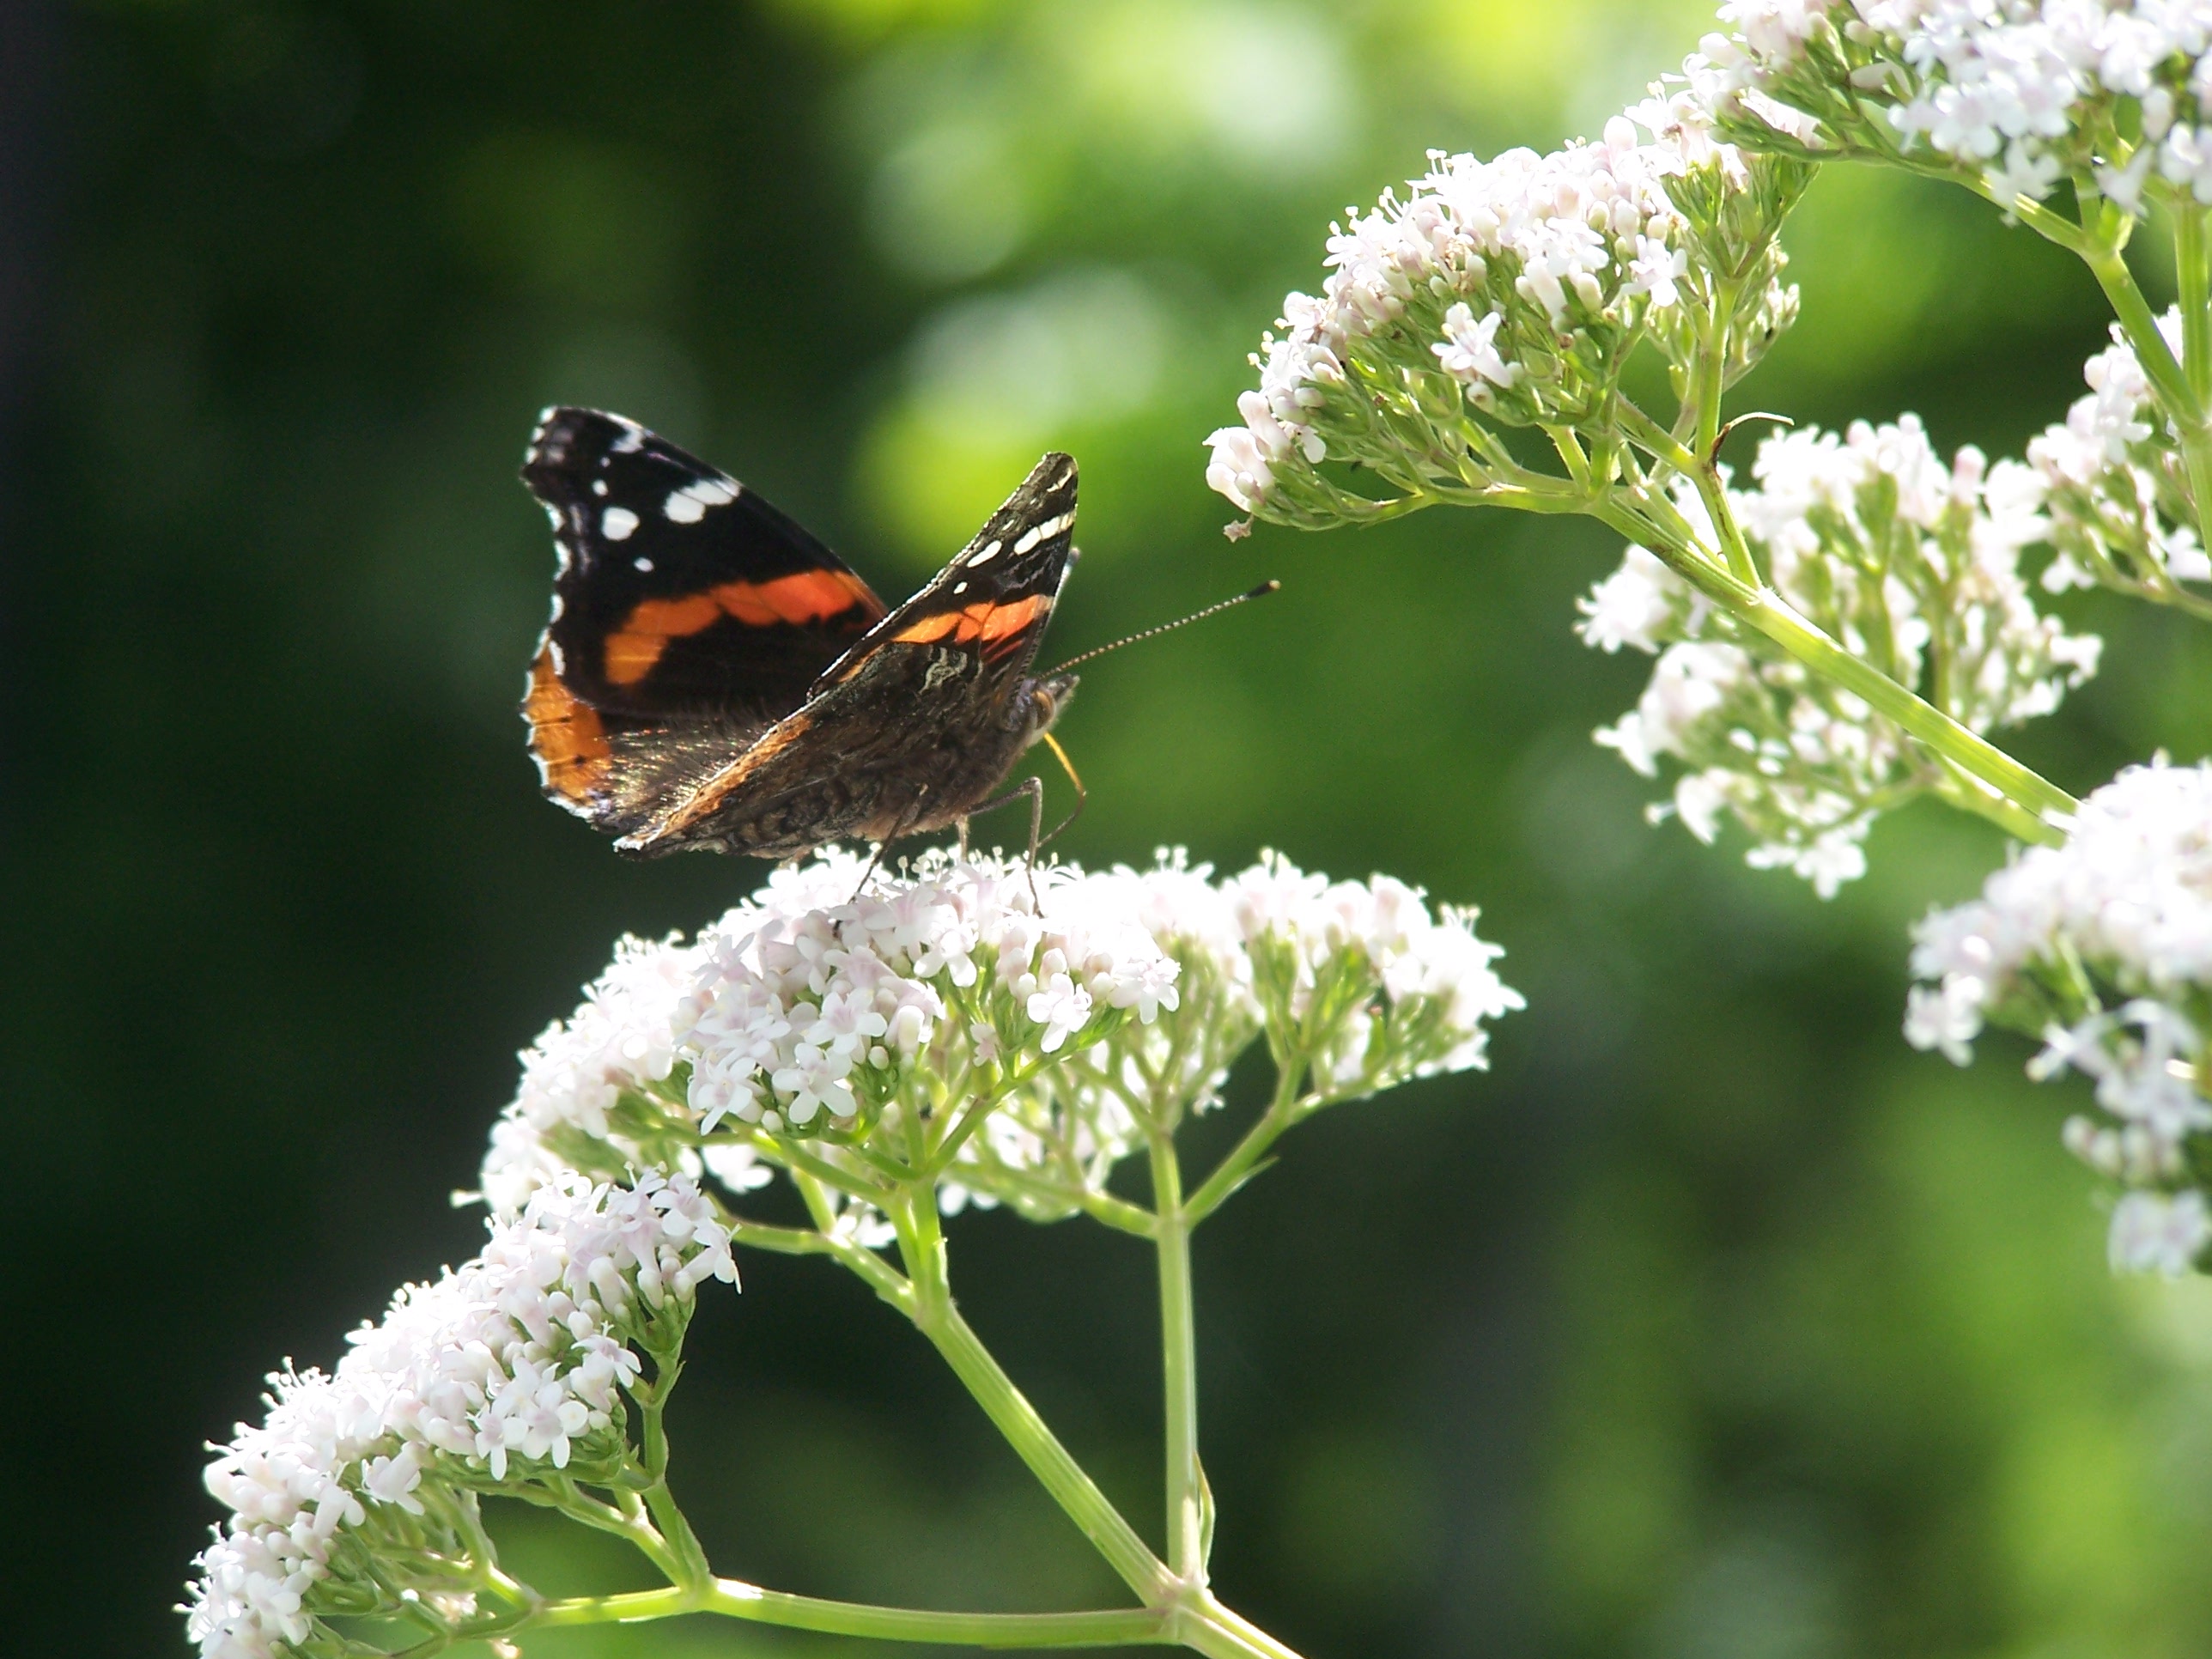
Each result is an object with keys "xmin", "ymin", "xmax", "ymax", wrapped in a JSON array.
[
  {"xmin": 1015, "ymin": 775, "xmax": 1046, "ymax": 908},
  {"xmin": 850, "ymin": 842, "xmax": 890, "ymax": 901},
  {"xmin": 853, "ymin": 784, "xmax": 947, "ymax": 898},
  {"xmin": 961, "ymin": 775, "xmax": 1048, "ymax": 906}
]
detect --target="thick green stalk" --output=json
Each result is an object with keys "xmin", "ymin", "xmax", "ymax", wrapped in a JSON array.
[
  {"xmin": 1173, "ymin": 1591, "xmax": 1314, "ymax": 1659},
  {"xmin": 1933, "ymin": 768, "xmax": 2065, "ymax": 848},
  {"xmin": 1150, "ymin": 1133, "xmax": 1206, "ymax": 1582},
  {"xmin": 1732, "ymin": 586, "xmax": 2076, "ymax": 819},
  {"xmin": 2179, "ymin": 204, "xmax": 2212, "ymax": 404},
  {"xmin": 893, "ymin": 1193, "xmax": 1176, "ymax": 1601},
  {"xmin": 527, "ymin": 1582, "xmax": 1172, "ymax": 1646}
]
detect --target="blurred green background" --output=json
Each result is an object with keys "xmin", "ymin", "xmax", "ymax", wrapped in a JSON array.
[{"xmin": 15, "ymin": 2, "xmax": 2212, "ymax": 1655}]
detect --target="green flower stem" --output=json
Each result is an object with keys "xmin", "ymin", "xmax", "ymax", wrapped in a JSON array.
[
  {"xmin": 2179, "ymin": 204, "xmax": 2212, "ymax": 404},
  {"xmin": 1690, "ymin": 276, "xmax": 1743, "ymax": 460},
  {"xmin": 526, "ymin": 1581, "xmax": 1174, "ymax": 1647},
  {"xmin": 1171, "ymin": 1591, "xmax": 1313, "ymax": 1659},
  {"xmin": 1184, "ymin": 1060, "xmax": 1309, "ymax": 1228},
  {"xmin": 890, "ymin": 1191, "xmax": 1177, "ymax": 1602},
  {"xmin": 921, "ymin": 1056, "xmax": 1048, "ymax": 1179},
  {"xmin": 957, "ymin": 1161, "xmax": 1160, "ymax": 1236},
  {"xmin": 1933, "ymin": 765, "xmax": 2065, "ymax": 847},
  {"xmin": 1149, "ymin": 1132, "xmax": 1206, "ymax": 1583},
  {"xmin": 2081, "ymin": 240, "xmax": 2212, "ymax": 561},
  {"xmin": 1739, "ymin": 582, "xmax": 2076, "ymax": 818},
  {"xmin": 731, "ymin": 1212, "xmax": 914, "ymax": 1303},
  {"xmin": 1614, "ymin": 400, "xmax": 1761, "ymax": 587},
  {"xmin": 1576, "ymin": 488, "xmax": 2079, "ymax": 825},
  {"xmin": 770, "ymin": 1137, "xmax": 888, "ymax": 1204},
  {"xmin": 1773, "ymin": 161, "xmax": 2212, "ymax": 608}
]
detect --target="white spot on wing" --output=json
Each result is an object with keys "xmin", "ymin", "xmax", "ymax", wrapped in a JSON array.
[
  {"xmin": 664, "ymin": 477, "xmax": 740, "ymax": 523},
  {"xmin": 603, "ymin": 506, "xmax": 639, "ymax": 540},
  {"xmin": 634, "ymin": 556, "xmax": 654, "ymax": 572},
  {"xmin": 591, "ymin": 479, "xmax": 607, "ymax": 496},
  {"xmin": 1012, "ymin": 511, "xmax": 1075, "ymax": 556},
  {"xmin": 612, "ymin": 426, "xmax": 645, "ymax": 453},
  {"xmin": 952, "ymin": 580, "xmax": 968, "ymax": 594},
  {"xmin": 966, "ymin": 539, "xmax": 1003, "ymax": 566}
]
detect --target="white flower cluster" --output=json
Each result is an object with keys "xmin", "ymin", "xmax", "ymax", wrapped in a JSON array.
[
  {"xmin": 482, "ymin": 933, "xmax": 706, "ymax": 1213},
  {"xmin": 681, "ymin": 852, "xmax": 1178, "ymax": 1133},
  {"xmin": 1580, "ymin": 416, "xmax": 2100, "ymax": 894},
  {"xmin": 185, "ymin": 1174, "xmax": 736, "ymax": 1659},
  {"xmin": 1224, "ymin": 853, "xmax": 1522, "ymax": 1086},
  {"xmin": 2029, "ymin": 308, "xmax": 2212, "ymax": 600},
  {"xmin": 482, "ymin": 850, "xmax": 1521, "ymax": 1225},
  {"xmin": 1907, "ymin": 759, "xmax": 2212, "ymax": 1274},
  {"xmin": 941, "ymin": 854, "xmax": 1519, "ymax": 1212},
  {"xmin": 1694, "ymin": 0, "xmax": 2212, "ymax": 213},
  {"xmin": 1206, "ymin": 110, "xmax": 1770, "ymax": 519}
]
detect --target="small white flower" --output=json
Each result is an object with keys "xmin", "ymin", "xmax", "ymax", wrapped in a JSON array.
[
  {"xmin": 1431, "ymin": 302, "xmax": 1522, "ymax": 389},
  {"xmin": 2109, "ymin": 1191, "xmax": 2212, "ymax": 1276},
  {"xmin": 1985, "ymin": 138, "xmax": 2063, "ymax": 204},
  {"xmin": 1576, "ymin": 545, "xmax": 1686, "ymax": 654},
  {"xmin": 1905, "ymin": 975, "xmax": 1985, "ymax": 1065}
]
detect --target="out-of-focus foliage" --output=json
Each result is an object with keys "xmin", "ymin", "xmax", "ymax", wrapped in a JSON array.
[{"xmin": 9, "ymin": 1, "xmax": 2212, "ymax": 1655}]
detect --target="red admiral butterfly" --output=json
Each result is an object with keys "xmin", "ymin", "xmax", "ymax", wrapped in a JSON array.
[{"xmin": 520, "ymin": 407, "xmax": 1082, "ymax": 861}]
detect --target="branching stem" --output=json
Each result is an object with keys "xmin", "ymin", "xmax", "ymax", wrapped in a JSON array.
[
  {"xmin": 890, "ymin": 1189, "xmax": 1178, "ymax": 1602},
  {"xmin": 1185, "ymin": 1059, "xmax": 1309, "ymax": 1227}
]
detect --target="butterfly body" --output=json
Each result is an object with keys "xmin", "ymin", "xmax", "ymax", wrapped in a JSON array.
[{"xmin": 520, "ymin": 407, "xmax": 1079, "ymax": 860}]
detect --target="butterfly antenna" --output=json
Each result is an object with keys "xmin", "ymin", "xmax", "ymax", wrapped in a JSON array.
[{"xmin": 1047, "ymin": 580, "xmax": 1281, "ymax": 673}]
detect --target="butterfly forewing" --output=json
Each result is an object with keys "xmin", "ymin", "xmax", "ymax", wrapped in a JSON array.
[
  {"xmin": 817, "ymin": 449, "xmax": 1079, "ymax": 691},
  {"xmin": 520, "ymin": 407, "xmax": 889, "ymax": 830}
]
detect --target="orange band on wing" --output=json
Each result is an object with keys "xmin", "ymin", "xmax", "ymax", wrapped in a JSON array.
[
  {"xmin": 604, "ymin": 570, "xmax": 882, "ymax": 685},
  {"xmin": 525, "ymin": 648, "xmax": 611, "ymax": 803},
  {"xmin": 891, "ymin": 594, "xmax": 1048, "ymax": 648}
]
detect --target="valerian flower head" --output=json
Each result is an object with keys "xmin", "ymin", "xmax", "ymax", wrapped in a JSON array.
[
  {"xmin": 1579, "ymin": 416, "xmax": 2100, "ymax": 894},
  {"xmin": 481, "ymin": 848, "xmax": 1521, "ymax": 1228},
  {"xmin": 2029, "ymin": 307, "xmax": 2212, "ymax": 606},
  {"xmin": 1689, "ymin": 1, "xmax": 2212, "ymax": 216},
  {"xmin": 1205, "ymin": 105, "xmax": 1807, "ymax": 529},
  {"xmin": 184, "ymin": 1174, "xmax": 735, "ymax": 1659},
  {"xmin": 480, "ymin": 932, "xmax": 707, "ymax": 1213},
  {"xmin": 939, "ymin": 851, "xmax": 1521, "ymax": 1217},
  {"xmin": 1907, "ymin": 759, "xmax": 2212, "ymax": 1273}
]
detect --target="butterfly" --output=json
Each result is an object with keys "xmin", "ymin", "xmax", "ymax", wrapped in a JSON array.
[{"xmin": 520, "ymin": 407, "xmax": 1080, "ymax": 862}]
